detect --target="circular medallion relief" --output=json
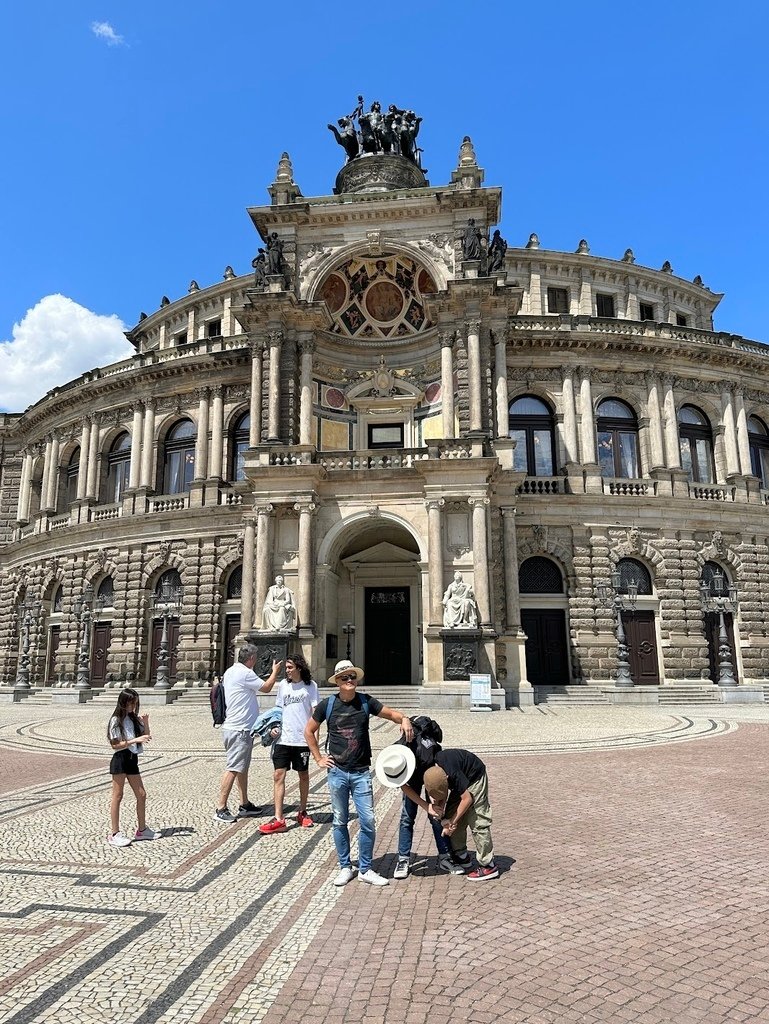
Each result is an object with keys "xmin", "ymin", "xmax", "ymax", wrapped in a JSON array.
[
  {"xmin": 425, "ymin": 382, "xmax": 441, "ymax": 404},
  {"xmin": 326, "ymin": 387, "xmax": 346, "ymax": 409},
  {"xmin": 319, "ymin": 274, "xmax": 346, "ymax": 314},
  {"xmin": 365, "ymin": 281, "xmax": 404, "ymax": 323}
]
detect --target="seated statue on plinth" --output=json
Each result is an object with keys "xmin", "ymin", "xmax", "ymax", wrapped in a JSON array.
[
  {"xmin": 442, "ymin": 571, "xmax": 478, "ymax": 629},
  {"xmin": 262, "ymin": 575, "xmax": 296, "ymax": 632}
]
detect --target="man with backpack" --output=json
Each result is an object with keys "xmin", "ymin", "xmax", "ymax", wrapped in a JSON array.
[{"xmin": 304, "ymin": 659, "xmax": 414, "ymax": 887}]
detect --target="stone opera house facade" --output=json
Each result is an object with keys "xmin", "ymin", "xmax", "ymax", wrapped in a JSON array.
[{"xmin": 2, "ymin": 104, "xmax": 769, "ymax": 707}]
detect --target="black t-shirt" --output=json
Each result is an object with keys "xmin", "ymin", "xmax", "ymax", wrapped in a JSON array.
[
  {"xmin": 312, "ymin": 692, "xmax": 384, "ymax": 771},
  {"xmin": 434, "ymin": 748, "xmax": 486, "ymax": 798}
]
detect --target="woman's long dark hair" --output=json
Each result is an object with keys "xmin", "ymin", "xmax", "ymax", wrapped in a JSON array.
[
  {"xmin": 107, "ymin": 687, "xmax": 143, "ymax": 740},
  {"xmin": 286, "ymin": 653, "xmax": 312, "ymax": 684}
]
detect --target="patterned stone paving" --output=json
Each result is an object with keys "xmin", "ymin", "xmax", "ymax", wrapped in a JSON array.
[{"xmin": 2, "ymin": 702, "xmax": 769, "ymax": 1023}]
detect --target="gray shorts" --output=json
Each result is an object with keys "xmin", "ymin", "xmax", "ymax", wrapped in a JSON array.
[{"xmin": 222, "ymin": 729, "xmax": 254, "ymax": 773}]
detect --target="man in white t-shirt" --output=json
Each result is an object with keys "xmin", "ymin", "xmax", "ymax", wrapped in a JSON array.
[
  {"xmin": 215, "ymin": 644, "xmax": 281, "ymax": 824},
  {"xmin": 259, "ymin": 653, "xmax": 319, "ymax": 834}
]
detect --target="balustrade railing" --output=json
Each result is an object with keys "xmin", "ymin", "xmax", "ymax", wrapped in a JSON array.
[
  {"xmin": 149, "ymin": 494, "xmax": 188, "ymax": 513},
  {"xmin": 48, "ymin": 513, "xmax": 72, "ymax": 531},
  {"xmin": 90, "ymin": 503, "xmax": 121, "ymax": 522},
  {"xmin": 517, "ymin": 476, "xmax": 566, "ymax": 495},
  {"xmin": 690, "ymin": 484, "xmax": 733, "ymax": 502},
  {"xmin": 602, "ymin": 477, "xmax": 655, "ymax": 497}
]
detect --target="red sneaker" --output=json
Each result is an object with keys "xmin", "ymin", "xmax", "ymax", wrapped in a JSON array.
[
  {"xmin": 466, "ymin": 862, "xmax": 499, "ymax": 881},
  {"xmin": 258, "ymin": 818, "xmax": 287, "ymax": 835},
  {"xmin": 297, "ymin": 811, "xmax": 314, "ymax": 828}
]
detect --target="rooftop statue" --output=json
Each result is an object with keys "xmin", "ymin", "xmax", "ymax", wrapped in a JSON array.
[
  {"xmin": 328, "ymin": 95, "xmax": 424, "ymax": 168},
  {"xmin": 487, "ymin": 229, "xmax": 508, "ymax": 274}
]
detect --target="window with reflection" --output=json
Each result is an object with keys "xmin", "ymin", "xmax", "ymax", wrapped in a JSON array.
[
  {"xmin": 508, "ymin": 395, "xmax": 555, "ymax": 476},
  {"xmin": 98, "ymin": 576, "xmax": 115, "ymax": 607},
  {"xmin": 231, "ymin": 412, "xmax": 250, "ymax": 482},
  {"xmin": 107, "ymin": 433, "xmax": 132, "ymax": 503},
  {"xmin": 678, "ymin": 405, "xmax": 714, "ymax": 484},
  {"xmin": 163, "ymin": 420, "xmax": 196, "ymax": 494},
  {"xmin": 52, "ymin": 585, "xmax": 63, "ymax": 613},
  {"xmin": 227, "ymin": 566, "xmax": 243, "ymax": 599},
  {"xmin": 616, "ymin": 558, "xmax": 652, "ymax": 595},
  {"xmin": 748, "ymin": 416, "xmax": 769, "ymax": 487},
  {"xmin": 596, "ymin": 398, "xmax": 640, "ymax": 478},
  {"xmin": 66, "ymin": 448, "xmax": 80, "ymax": 505}
]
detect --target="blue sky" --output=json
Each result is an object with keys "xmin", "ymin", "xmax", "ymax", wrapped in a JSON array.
[{"xmin": 1, "ymin": 1, "xmax": 768, "ymax": 411}]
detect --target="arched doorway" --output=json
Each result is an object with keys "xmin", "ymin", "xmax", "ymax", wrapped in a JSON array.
[
  {"xmin": 616, "ymin": 558, "xmax": 660, "ymax": 685},
  {"xmin": 519, "ymin": 556, "xmax": 570, "ymax": 686},
  {"xmin": 324, "ymin": 517, "xmax": 423, "ymax": 685}
]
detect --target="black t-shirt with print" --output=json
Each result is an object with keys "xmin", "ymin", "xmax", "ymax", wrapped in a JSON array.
[
  {"xmin": 433, "ymin": 748, "xmax": 486, "ymax": 797},
  {"xmin": 312, "ymin": 692, "xmax": 384, "ymax": 770}
]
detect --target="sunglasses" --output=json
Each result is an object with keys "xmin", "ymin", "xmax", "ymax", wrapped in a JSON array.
[{"xmin": 337, "ymin": 673, "xmax": 358, "ymax": 682}]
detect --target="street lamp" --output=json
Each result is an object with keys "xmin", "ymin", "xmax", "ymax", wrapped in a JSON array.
[
  {"xmin": 74, "ymin": 583, "xmax": 104, "ymax": 689},
  {"xmin": 700, "ymin": 568, "xmax": 738, "ymax": 687},
  {"xmin": 14, "ymin": 596, "xmax": 41, "ymax": 690},
  {"xmin": 342, "ymin": 622, "xmax": 356, "ymax": 661},
  {"xmin": 596, "ymin": 569, "xmax": 638, "ymax": 688},
  {"xmin": 153, "ymin": 579, "xmax": 183, "ymax": 689}
]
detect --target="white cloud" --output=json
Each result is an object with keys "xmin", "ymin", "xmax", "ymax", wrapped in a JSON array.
[
  {"xmin": 91, "ymin": 21, "xmax": 125, "ymax": 46},
  {"xmin": 0, "ymin": 295, "xmax": 134, "ymax": 413}
]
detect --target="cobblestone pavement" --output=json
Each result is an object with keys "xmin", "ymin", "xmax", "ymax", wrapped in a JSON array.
[{"xmin": 2, "ymin": 702, "xmax": 769, "ymax": 1023}]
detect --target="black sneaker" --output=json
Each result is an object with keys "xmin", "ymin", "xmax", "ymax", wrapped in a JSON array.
[
  {"xmin": 238, "ymin": 802, "xmax": 262, "ymax": 817},
  {"xmin": 438, "ymin": 854, "xmax": 466, "ymax": 875},
  {"xmin": 453, "ymin": 850, "xmax": 473, "ymax": 868},
  {"xmin": 214, "ymin": 807, "xmax": 236, "ymax": 823}
]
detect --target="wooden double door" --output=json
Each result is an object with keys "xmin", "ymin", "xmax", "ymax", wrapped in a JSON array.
[
  {"xmin": 364, "ymin": 586, "xmax": 411, "ymax": 685},
  {"xmin": 620, "ymin": 610, "xmax": 660, "ymax": 685},
  {"xmin": 521, "ymin": 609, "xmax": 570, "ymax": 686}
]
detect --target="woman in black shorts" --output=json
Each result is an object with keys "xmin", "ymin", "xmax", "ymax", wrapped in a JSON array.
[{"xmin": 107, "ymin": 688, "xmax": 159, "ymax": 847}]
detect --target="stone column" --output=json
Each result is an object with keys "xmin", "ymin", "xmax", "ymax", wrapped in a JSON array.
[
  {"xmin": 249, "ymin": 339, "xmax": 264, "ymax": 447},
  {"xmin": 721, "ymin": 385, "xmax": 740, "ymax": 477},
  {"xmin": 295, "ymin": 501, "xmax": 317, "ymax": 630},
  {"xmin": 267, "ymin": 329, "xmax": 283, "ymax": 441},
  {"xmin": 425, "ymin": 498, "xmax": 445, "ymax": 625},
  {"xmin": 194, "ymin": 388, "xmax": 209, "ymax": 481},
  {"xmin": 645, "ymin": 372, "xmax": 666, "ymax": 469},
  {"xmin": 39, "ymin": 436, "xmax": 53, "ymax": 512},
  {"xmin": 579, "ymin": 369, "xmax": 596, "ymax": 463},
  {"xmin": 501, "ymin": 507, "xmax": 521, "ymax": 630},
  {"xmin": 241, "ymin": 516, "xmax": 256, "ymax": 633},
  {"xmin": 494, "ymin": 326, "xmax": 509, "ymax": 438},
  {"xmin": 254, "ymin": 504, "xmax": 274, "ymax": 627},
  {"xmin": 662, "ymin": 375, "xmax": 682, "ymax": 469},
  {"xmin": 735, "ymin": 389, "xmax": 752, "ymax": 476},
  {"xmin": 440, "ymin": 332, "xmax": 455, "ymax": 439},
  {"xmin": 85, "ymin": 419, "xmax": 99, "ymax": 500},
  {"xmin": 466, "ymin": 318, "xmax": 482, "ymax": 432},
  {"xmin": 128, "ymin": 405, "xmax": 144, "ymax": 490},
  {"xmin": 299, "ymin": 337, "xmax": 314, "ymax": 447},
  {"xmin": 469, "ymin": 497, "xmax": 491, "ymax": 625},
  {"xmin": 45, "ymin": 435, "xmax": 60, "ymax": 510},
  {"xmin": 16, "ymin": 451, "xmax": 33, "ymax": 522},
  {"xmin": 140, "ymin": 400, "xmax": 156, "ymax": 489},
  {"xmin": 561, "ymin": 369, "xmax": 579, "ymax": 464},
  {"xmin": 77, "ymin": 419, "xmax": 91, "ymax": 499},
  {"xmin": 209, "ymin": 385, "xmax": 224, "ymax": 480}
]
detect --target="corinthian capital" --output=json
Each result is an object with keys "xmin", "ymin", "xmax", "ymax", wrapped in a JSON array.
[
  {"xmin": 439, "ymin": 330, "xmax": 455, "ymax": 350},
  {"xmin": 298, "ymin": 337, "xmax": 315, "ymax": 356},
  {"xmin": 268, "ymin": 329, "xmax": 284, "ymax": 348},
  {"xmin": 465, "ymin": 317, "xmax": 482, "ymax": 336}
]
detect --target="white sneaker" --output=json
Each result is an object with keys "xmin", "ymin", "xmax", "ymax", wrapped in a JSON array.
[
  {"xmin": 107, "ymin": 831, "xmax": 132, "ymax": 848},
  {"xmin": 333, "ymin": 866, "xmax": 357, "ymax": 886},
  {"xmin": 393, "ymin": 857, "xmax": 410, "ymax": 880},
  {"xmin": 134, "ymin": 827, "xmax": 160, "ymax": 841},
  {"xmin": 358, "ymin": 868, "xmax": 389, "ymax": 886}
]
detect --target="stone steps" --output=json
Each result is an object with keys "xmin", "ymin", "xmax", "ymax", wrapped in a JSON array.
[
  {"xmin": 535, "ymin": 686, "xmax": 610, "ymax": 706},
  {"xmin": 658, "ymin": 685, "xmax": 723, "ymax": 705}
]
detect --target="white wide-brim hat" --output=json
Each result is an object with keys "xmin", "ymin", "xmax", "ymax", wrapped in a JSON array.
[
  {"xmin": 328, "ymin": 659, "xmax": 365, "ymax": 684},
  {"xmin": 375, "ymin": 744, "xmax": 417, "ymax": 789}
]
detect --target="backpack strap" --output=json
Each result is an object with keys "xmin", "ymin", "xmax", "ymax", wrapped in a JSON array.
[{"xmin": 322, "ymin": 693, "xmax": 370, "ymax": 750}]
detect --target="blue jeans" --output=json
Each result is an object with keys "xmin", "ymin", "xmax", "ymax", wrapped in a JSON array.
[
  {"xmin": 327, "ymin": 766, "xmax": 376, "ymax": 874},
  {"xmin": 398, "ymin": 792, "xmax": 450, "ymax": 859}
]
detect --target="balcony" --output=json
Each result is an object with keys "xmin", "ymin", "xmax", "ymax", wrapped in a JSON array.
[{"xmin": 517, "ymin": 476, "xmax": 567, "ymax": 496}]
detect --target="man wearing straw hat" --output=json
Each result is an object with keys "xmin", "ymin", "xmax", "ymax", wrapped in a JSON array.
[{"xmin": 305, "ymin": 659, "xmax": 414, "ymax": 887}]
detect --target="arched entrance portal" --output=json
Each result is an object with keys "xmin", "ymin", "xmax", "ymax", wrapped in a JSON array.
[{"xmin": 323, "ymin": 518, "xmax": 423, "ymax": 685}]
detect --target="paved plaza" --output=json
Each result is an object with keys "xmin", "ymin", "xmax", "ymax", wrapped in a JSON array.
[{"xmin": 2, "ymin": 700, "xmax": 769, "ymax": 1024}]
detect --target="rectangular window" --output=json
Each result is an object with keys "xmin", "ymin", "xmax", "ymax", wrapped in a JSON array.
[
  {"xmin": 676, "ymin": 313, "xmax": 688, "ymax": 327},
  {"xmin": 596, "ymin": 293, "xmax": 615, "ymax": 318},
  {"xmin": 547, "ymin": 287, "xmax": 569, "ymax": 314},
  {"xmin": 639, "ymin": 302, "xmax": 655, "ymax": 322},
  {"xmin": 176, "ymin": 331, "xmax": 188, "ymax": 346},
  {"xmin": 368, "ymin": 424, "xmax": 404, "ymax": 449},
  {"xmin": 206, "ymin": 319, "xmax": 222, "ymax": 338}
]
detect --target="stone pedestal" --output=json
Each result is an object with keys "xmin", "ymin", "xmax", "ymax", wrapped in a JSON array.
[
  {"xmin": 461, "ymin": 260, "xmax": 481, "ymax": 279},
  {"xmin": 721, "ymin": 685, "xmax": 764, "ymax": 703},
  {"xmin": 51, "ymin": 689, "xmax": 96, "ymax": 704},
  {"xmin": 441, "ymin": 628, "xmax": 481, "ymax": 680},
  {"xmin": 246, "ymin": 632, "xmax": 296, "ymax": 677}
]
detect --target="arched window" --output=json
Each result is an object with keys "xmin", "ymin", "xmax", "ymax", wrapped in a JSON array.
[
  {"xmin": 518, "ymin": 557, "xmax": 563, "ymax": 594},
  {"xmin": 98, "ymin": 576, "xmax": 115, "ymax": 607},
  {"xmin": 596, "ymin": 398, "xmax": 640, "ymax": 478},
  {"xmin": 231, "ymin": 412, "xmax": 250, "ymax": 482},
  {"xmin": 66, "ymin": 448, "xmax": 80, "ymax": 505},
  {"xmin": 748, "ymin": 416, "xmax": 769, "ymax": 487},
  {"xmin": 155, "ymin": 569, "xmax": 183, "ymax": 603},
  {"xmin": 508, "ymin": 396, "xmax": 555, "ymax": 476},
  {"xmin": 52, "ymin": 584, "xmax": 63, "ymax": 614},
  {"xmin": 678, "ymin": 405, "xmax": 714, "ymax": 484},
  {"xmin": 227, "ymin": 565, "xmax": 243, "ymax": 599},
  {"xmin": 701, "ymin": 561, "xmax": 732, "ymax": 597},
  {"xmin": 163, "ymin": 420, "xmax": 196, "ymax": 494},
  {"xmin": 108, "ymin": 432, "xmax": 132, "ymax": 503},
  {"xmin": 616, "ymin": 558, "xmax": 652, "ymax": 595}
]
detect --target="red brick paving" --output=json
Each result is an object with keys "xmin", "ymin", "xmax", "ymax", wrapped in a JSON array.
[
  {"xmin": 0, "ymin": 747, "xmax": 104, "ymax": 795},
  {"xmin": 263, "ymin": 725, "xmax": 769, "ymax": 1024}
]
